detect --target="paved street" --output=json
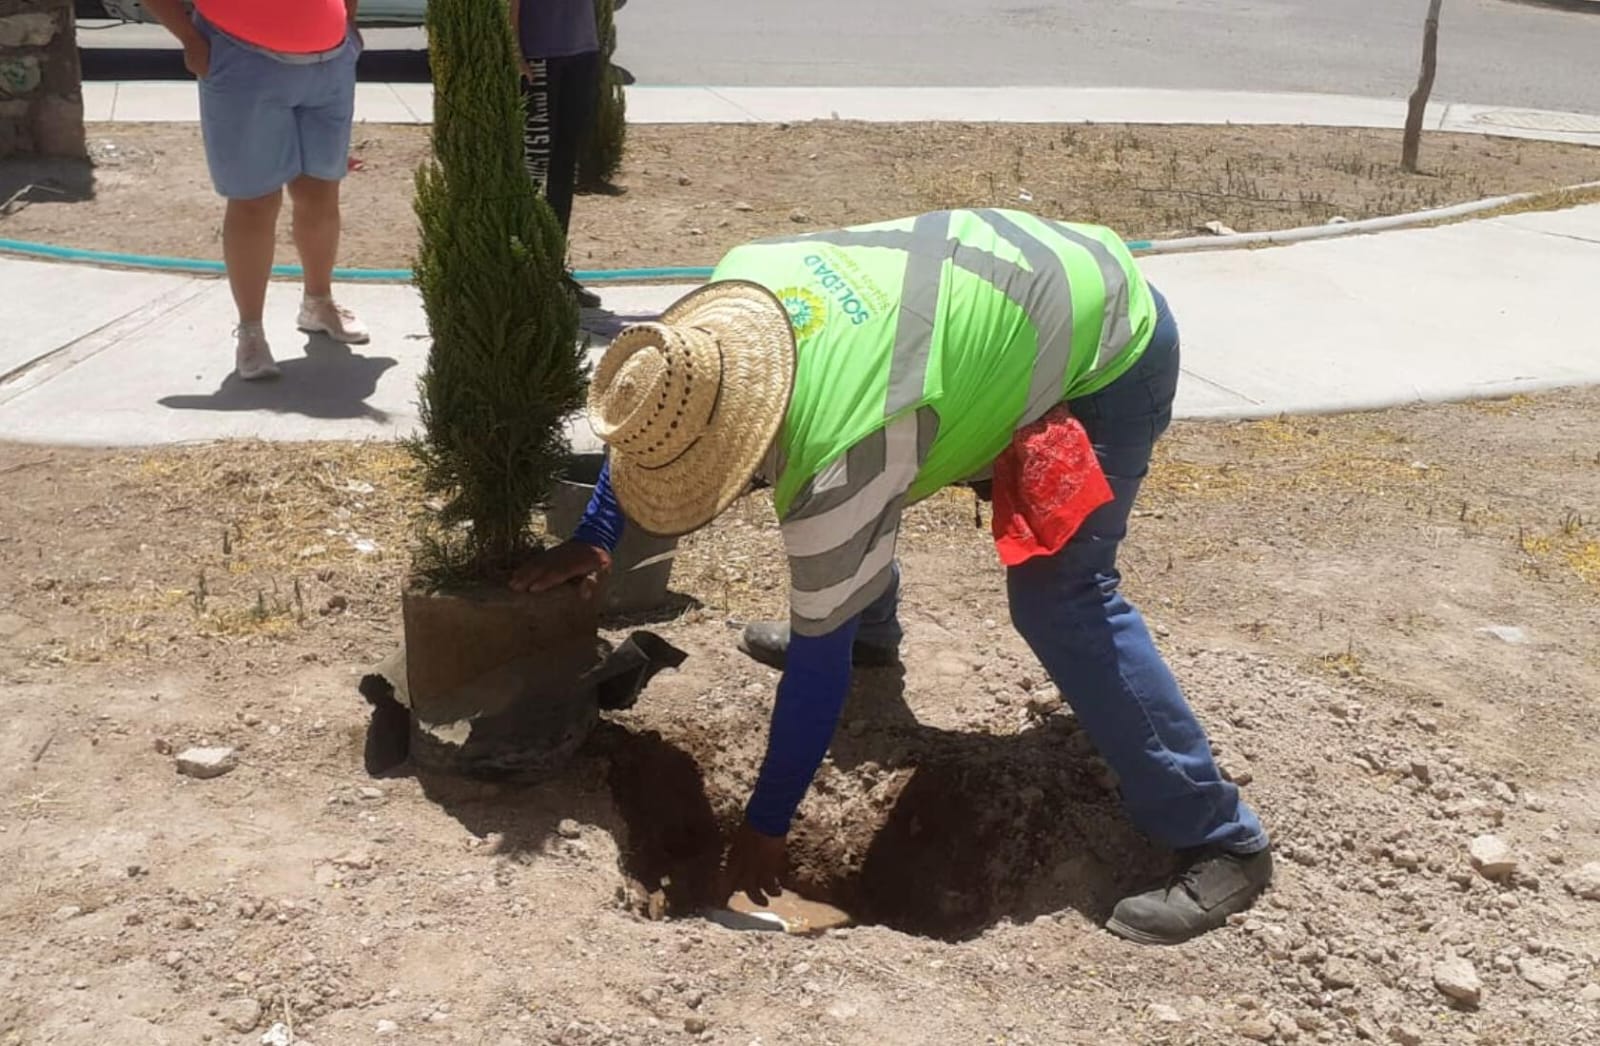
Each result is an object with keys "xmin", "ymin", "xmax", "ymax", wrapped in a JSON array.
[
  {"xmin": 613, "ymin": 0, "xmax": 1600, "ymax": 111},
  {"xmin": 78, "ymin": 4, "xmax": 1600, "ymax": 114}
]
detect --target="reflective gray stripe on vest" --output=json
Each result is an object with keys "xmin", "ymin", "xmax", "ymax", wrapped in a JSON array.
[
  {"xmin": 785, "ymin": 409, "xmax": 932, "ymax": 634},
  {"xmin": 785, "ymin": 423, "xmax": 888, "ymax": 523},
  {"xmin": 974, "ymin": 209, "xmax": 1077, "ymax": 424},
  {"xmin": 1047, "ymin": 221, "xmax": 1136, "ymax": 369},
  {"xmin": 884, "ymin": 213, "xmax": 951, "ymax": 418},
  {"xmin": 787, "ymin": 491, "xmax": 908, "ymax": 594}
]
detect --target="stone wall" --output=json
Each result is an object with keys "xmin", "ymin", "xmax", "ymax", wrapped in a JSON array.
[{"xmin": 0, "ymin": 0, "xmax": 85, "ymax": 159}]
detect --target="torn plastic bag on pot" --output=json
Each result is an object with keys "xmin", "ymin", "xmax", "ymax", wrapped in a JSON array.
[{"xmin": 357, "ymin": 630, "xmax": 687, "ymax": 777}]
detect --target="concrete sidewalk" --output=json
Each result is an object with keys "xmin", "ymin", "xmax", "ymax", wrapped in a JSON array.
[
  {"xmin": 79, "ymin": 83, "xmax": 1600, "ymax": 147},
  {"xmin": 5, "ymin": 203, "xmax": 1599, "ymax": 449}
]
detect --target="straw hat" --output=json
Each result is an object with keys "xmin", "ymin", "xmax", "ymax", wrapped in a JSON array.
[{"xmin": 588, "ymin": 280, "xmax": 796, "ymax": 537}]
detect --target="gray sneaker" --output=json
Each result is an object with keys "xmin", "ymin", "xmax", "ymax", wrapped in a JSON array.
[
  {"xmin": 737, "ymin": 620, "xmax": 900, "ymax": 671},
  {"xmin": 234, "ymin": 324, "xmax": 280, "ymax": 381},
  {"xmin": 1106, "ymin": 847, "xmax": 1273, "ymax": 945}
]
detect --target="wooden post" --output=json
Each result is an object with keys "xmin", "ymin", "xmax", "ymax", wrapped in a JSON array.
[{"xmin": 1402, "ymin": 0, "xmax": 1444, "ymax": 174}]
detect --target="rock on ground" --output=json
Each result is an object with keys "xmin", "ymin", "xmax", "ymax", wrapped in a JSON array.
[
  {"xmin": 1432, "ymin": 957, "xmax": 1482, "ymax": 1007},
  {"xmin": 1515, "ymin": 957, "xmax": 1568, "ymax": 992},
  {"xmin": 1388, "ymin": 1025, "xmax": 1424, "ymax": 1046},
  {"xmin": 1148, "ymin": 1003, "xmax": 1182, "ymax": 1024},
  {"xmin": 1467, "ymin": 834, "xmax": 1516, "ymax": 880},
  {"xmin": 1567, "ymin": 862, "xmax": 1600, "ymax": 900},
  {"xmin": 1320, "ymin": 956, "xmax": 1360, "ymax": 990},
  {"xmin": 219, "ymin": 997, "xmax": 261, "ymax": 1032},
  {"xmin": 175, "ymin": 746, "xmax": 238, "ymax": 779}
]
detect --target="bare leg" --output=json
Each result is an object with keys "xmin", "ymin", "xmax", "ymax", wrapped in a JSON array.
[
  {"xmin": 223, "ymin": 190, "xmax": 284, "ymax": 325},
  {"xmin": 288, "ymin": 174, "xmax": 341, "ymax": 300}
]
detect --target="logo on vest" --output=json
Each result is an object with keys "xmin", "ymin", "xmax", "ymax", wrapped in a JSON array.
[
  {"xmin": 804, "ymin": 254, "xmax": 874, "ymax": 326},
  {"xmin": 777, "ymin": 286, "xmax": 827, "ymax": 339}
]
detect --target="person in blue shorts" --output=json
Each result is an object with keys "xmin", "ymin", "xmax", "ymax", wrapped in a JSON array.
[{"xmin": 145, "ymin": 0, "xmax": 371, "ymax": 380}]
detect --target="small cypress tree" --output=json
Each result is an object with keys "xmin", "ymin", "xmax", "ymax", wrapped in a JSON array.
[
  {"xmin": 578, "ymin": 0, "xmax": 627, "ymax": 191},
  {"xmin": 408, "ymin": 0, "xmax": 586, "ymax": 584}
]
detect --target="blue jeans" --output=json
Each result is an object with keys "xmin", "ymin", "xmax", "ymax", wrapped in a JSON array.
[{"xmin": 861, "ymin": 289, "xmax": 1268, "ymax": 855}]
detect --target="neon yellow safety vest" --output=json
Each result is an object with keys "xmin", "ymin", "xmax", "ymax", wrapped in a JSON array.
[{"xmin": 709, "ymin": 209, "xmax": 1158, "ymax": 519}]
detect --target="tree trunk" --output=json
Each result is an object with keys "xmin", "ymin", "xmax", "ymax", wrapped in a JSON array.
[{"xmin": 1402, "ymin": 0, "xmax": 1444, "ymax": 174}]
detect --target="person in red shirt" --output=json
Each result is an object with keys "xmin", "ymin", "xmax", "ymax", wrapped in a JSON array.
[{"xmin": 145, "ymin": 0, "xmax": 370, "ymax": 380}]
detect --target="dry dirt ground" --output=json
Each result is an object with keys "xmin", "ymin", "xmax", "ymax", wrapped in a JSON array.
[
  {"xmin": 2, "ymin": 390, "xmax": 1600, "ymax": 1046},
  {"xmin": 2, "ymin": 122, "xmax": 1598, "ymax": 271}
]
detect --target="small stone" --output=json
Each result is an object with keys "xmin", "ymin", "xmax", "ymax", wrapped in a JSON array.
[
  {"xmin": 825, "ymin": 1000, "xmax": 858, "ymax": 1021},
  {"xmin": 1468, "ymin": 835, "xmax": 1516, "ymax": 880},
  {"xmin": 376, "ymin": 1019, "xmax": 399, "ymax": 1035},
  {"xmin": 54, "ymin": 905, "xmax": 82, "ymax": 920},
  {"xmin": 1578, "ymin": 984, "xmax": 1600, "ymax": 1005},
  {"xmin": 1236, "ymin": 1016, "xmax": 1276, "ymax": 1041},
  {"xmin": 1567, "ymin": 862, "xmax": 1600, "ymax": 900},
  {"xmin": 332, "ymin": 851, "xmax": 373, "ymax": 869},
  {"xmin": 1477, "ymin": 625, "xmax": 1527, "ymax": 645},
  {"xmin": 1432, "ymin": 956, "xmax": 1482, "ymax": 1007},
  {"xmin": 71, "ymin": 978, "xmax": 88, "ymax": 990},
  {"xmin": 1148, "ymin": 1003, "xmax": 1182, "ymax": 1023},
  {"xmin": 683, "ymin": 1016, "xmax": 709, "ymax": 1034},
  {"xmin": 677, "ymin": 174, "xmax": 692, "ymax": 186},
  {"xmin": 168, "ymin": 913, "xmax": 195, "ymax": 930},
  {"xmin": 557, "ymin": 819, "xmax": 582, "ymax": 840},
  {"xmin": 220, "ymin": 998, "xmax": 262, "ymax": 1032},
  {"xmin": 1320, "ymin": 957, "xmax": 1359, "ymax": 990},
  {"xmin": 163, "ymin": 950, "xmax": 184, "ymax": 967},
  {"xmin": 1491, "ymin": 780, "xmax": 1517, "ymax": 804},
  {"xmin": 732, "ymin": 201, "xmax": 754, "ymax": 212},
  {"xmin": 1386, "ymin": 1025, "xmax": 1422, "ymax": 1046},
  {"xmin": 789, "ymin": 210, "xmax": 811, "ymax": 224},
  {"xmin": 358, "ymin": 787, "xmax": 384, "ymax": 801},
  {"xmin": 1025, "ymin": 691, "xmax": 1063, "ymax": 717},
  {"xmin": 1514, "ymin": 957, "xmax": 1568, "ymax": 991},
  {"xmin": 323, "ymin": 594, "xmax": 348, "ymax": 614},
  {"xmin": 1409, "ymin": 761, "xmax": 1431, "ymax": 785},
  {"xmin": 176, "ymin": 746, "xmax": 238, "ymax": 780}
]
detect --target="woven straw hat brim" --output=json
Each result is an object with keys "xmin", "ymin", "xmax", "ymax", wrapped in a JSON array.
[{"xmin": 603, "ymin": 281, "xmax": 795, "ymax": 537}]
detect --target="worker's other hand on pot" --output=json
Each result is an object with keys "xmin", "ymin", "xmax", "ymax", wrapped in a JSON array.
[
  {"xmin": 508, "ymin": 541, "xmax": 611, "ymax": 594},
  {"xmin": 721, "ymin": 820, "xmax": 787, "ymax": 907}
]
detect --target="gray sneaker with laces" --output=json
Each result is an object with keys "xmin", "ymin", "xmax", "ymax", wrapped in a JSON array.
[{"xmin": 234, "ymin": 324, "xmax": 280, "ymax": 381}]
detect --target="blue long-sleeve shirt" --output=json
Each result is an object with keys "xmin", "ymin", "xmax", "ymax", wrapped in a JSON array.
[{"xmin": 572, "ymin": 458, "xmax": 852, "ymax": 836}]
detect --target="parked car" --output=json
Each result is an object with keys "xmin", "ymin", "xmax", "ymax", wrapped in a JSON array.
[{"xmin": 76, "ymin": 1, "xmax": 430, "ymax": 28}]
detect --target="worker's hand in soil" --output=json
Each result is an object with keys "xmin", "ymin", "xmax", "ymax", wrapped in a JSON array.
[
  {"xmin": 507, "ymin": 541, "xmax": 611, "ymax": 597},
  {"xmin": 721, "ymin": 820, "xmax": 788, "ymax": 907}
]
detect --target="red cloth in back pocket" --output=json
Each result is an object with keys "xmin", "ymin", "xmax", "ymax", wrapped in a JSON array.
[{"xmin": 990, "ymin": 405, "xmax": 1114, "ymax": 567}]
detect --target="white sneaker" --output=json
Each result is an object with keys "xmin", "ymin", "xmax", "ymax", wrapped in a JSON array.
[
  {"xmin": 297, "ymin": 295, "xmax": 371, "ymax": 344},
  {"xmin": 234, "ymin": 324, "xmax": 280, "ymax": 380}
]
